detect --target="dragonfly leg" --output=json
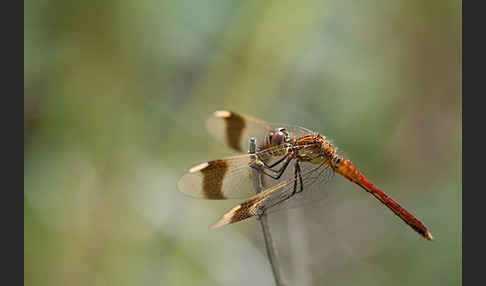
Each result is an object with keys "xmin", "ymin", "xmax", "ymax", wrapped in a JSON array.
[
  {"xmin": 291, "ymin": 162, "xmax": 304, "ymax": 195},
  {"xmin": 296, "ymin": 162, "xmax": 304, "ymax": 193},
  {"xmin": 264, "ymin": 162, "xmax": 305, "ymax": 213},
  {"xmin": 257, "ymin": 153, "xmax": 289, "ymax": 173},
  {"xmin": 257, "ymin": 157, "xmax": 293, "ymax": 180},
  {"xmin": 292, "ymin": 164, "xmax": 298, "ymax": 194}
]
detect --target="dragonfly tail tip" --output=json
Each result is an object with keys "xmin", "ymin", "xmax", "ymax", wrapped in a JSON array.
[{"xmin": 425, "ymin": 231, "xmax": 434, "ymax": 241}]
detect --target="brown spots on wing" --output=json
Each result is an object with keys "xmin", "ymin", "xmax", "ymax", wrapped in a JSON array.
[
  {"xmin": 200, "ymin": 160, "xmax": 228, "ymax": 199},
  {"xmin": 221, "ymin": 112, "xmax": 246, "ymax": 152},
  {"xmin": 209, "ymin": 195, "xmax": 261, "ymax": 229},
  {"xmin": 229, "ymin": 196, "xmax": 260, "ymax": 223}
]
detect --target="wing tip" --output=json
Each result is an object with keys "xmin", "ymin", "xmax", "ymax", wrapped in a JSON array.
[
  {"xmin": 213, "ymin": 110, "xmax": 232, "ymax": 118},
  {"xmin": 208, "ymin": 219, "xmax": 227, "ymax": 230},
  {"xmin": 208, "ymin": 205, "xmax": 243, "ymax": 230},
  {"xmin": 176, "ymin": 175, "xmax": 187, "ymax": 193},
  {"xmin": 208, "ymin": 215, "xmax": 231, "ymax": 230},
  {"xmin": 189, "ymin": 162, "xmax": 210, "ymax": 173}
]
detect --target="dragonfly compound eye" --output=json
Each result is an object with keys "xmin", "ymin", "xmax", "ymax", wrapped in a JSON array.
[
  {"xmin": 270, "ymin": 129, "xmax": 289, "ymax": 146},
  {"xmin": 267, "ymin": 131, "xmax": 274, "ymax": 144}
]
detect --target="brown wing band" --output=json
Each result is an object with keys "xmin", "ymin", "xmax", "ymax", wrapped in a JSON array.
[
  {"xmin": 229, "ymin": 196, "xmax": 260, "ymax": 224},
  {"xmin": 201, "ymin": 160, "xmax": 228, "ymax": 199},
  {"xmin": 224, "ymin": 112, "xmax": 246, "ymax": 152}
]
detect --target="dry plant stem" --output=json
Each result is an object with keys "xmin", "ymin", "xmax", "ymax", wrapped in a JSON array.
[{"xmin": 249, "ymin": 138, "xmax": 285, "ymax": 286}]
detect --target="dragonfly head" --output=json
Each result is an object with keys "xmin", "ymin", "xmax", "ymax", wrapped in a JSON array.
[{"xmin": 267, "ymin": 128, "xmax": 291, "ymax": 147}]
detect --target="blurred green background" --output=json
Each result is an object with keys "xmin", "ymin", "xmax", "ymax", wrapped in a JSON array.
[{"xmin": 24, "ymin": 1, "xmax": 461, "ymax": 285}]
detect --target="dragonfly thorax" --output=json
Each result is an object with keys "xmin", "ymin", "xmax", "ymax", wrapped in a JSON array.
[
  {"xmin": 293, "ymin": 133, "xmax": 339, "ymax": 166},
  {"xmin": 317, "ymin": 135, "xmax": 341, "ymax": 166}
]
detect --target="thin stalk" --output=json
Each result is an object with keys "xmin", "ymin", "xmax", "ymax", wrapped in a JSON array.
[{"xmin": 249, "ymin": 138, "xmax": 285, "ymax": 286}]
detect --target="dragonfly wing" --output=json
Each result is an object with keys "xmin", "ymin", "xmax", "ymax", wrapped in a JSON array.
[
  {"xmin": 178, "ymin": 147, "xmax": 292, "ymax": 199},
  {"xmin": 206, "ymin": 110, "xmax": 313, "ymax": 153},
  {"xmin": 262, "ymin": 160, "xmax": 335, "ymax": 215},
  {"xmin": 209, "ymin": 180, "xmax": 293, "ymax": 229},
  {"xmin": 209, "ymin": 160, "xmax": 335, "ymax": 229},
  {"xmin": 178, "ymin": 154, "xmax": 257, "ymax": 199}
]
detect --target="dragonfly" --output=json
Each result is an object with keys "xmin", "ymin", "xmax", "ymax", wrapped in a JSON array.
[{"xmin": 178, "ymin": 110, "xmax": 434, "ymax": 240}]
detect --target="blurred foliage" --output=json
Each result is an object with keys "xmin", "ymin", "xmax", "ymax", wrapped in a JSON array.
[{"xmin": 25, "ymin": 0, "xmax": 461, "ymax": 285}]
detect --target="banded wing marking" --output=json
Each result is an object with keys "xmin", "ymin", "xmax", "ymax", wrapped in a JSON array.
[
  {"xmin": 206, "ymin": 110, "xmax": 312, "ymax": 153},
  {"xmin": 177, "ymin": 145, "xmax": 295, "ymax": 200},
  {"xmin": 210, "ymin": 160, "xmax": 335, "ymax": 229}
]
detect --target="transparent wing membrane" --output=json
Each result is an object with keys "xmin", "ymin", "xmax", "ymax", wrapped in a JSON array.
[
  {"xmin": 209, "ymin": 160, "xmax": 335, "ymax": 228},
  {"xmin": 181, "ymin": 110, "xmax": 337, "ymax": 228},
  {"xmin": 178, "ymin": 145, "xmax": 298, "ymax": 199},
  {"xmin": 206, "ymin": 110, "xmax": 312, "ymax": 153}
]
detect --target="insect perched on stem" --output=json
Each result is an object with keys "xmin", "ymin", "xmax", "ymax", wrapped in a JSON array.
[{"xmin": 178, "ymin": 110, "xmax": 434, "ymax": 240}]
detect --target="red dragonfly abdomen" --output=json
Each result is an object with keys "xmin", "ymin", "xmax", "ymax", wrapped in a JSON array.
[{"xmin": 334, "ymin": 157, "xmax": 434, "ymax": 240}]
